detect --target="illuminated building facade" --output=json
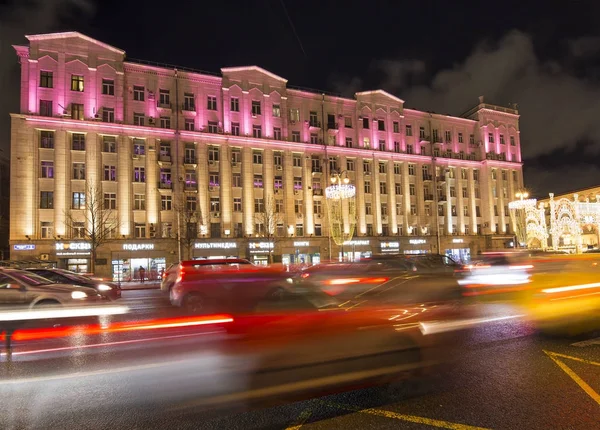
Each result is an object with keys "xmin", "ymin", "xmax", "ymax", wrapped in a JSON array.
[{"xmin": 10, "ymin": 32, "xmax": 524, "ymax": 278}]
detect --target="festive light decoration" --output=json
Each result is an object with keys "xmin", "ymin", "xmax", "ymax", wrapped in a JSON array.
[{"xmin": 326, "ymin": 174, "xmax": 357, "ymax": 246}]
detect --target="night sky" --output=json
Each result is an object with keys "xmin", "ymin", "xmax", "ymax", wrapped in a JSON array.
[{"xmin": 2, "ymin": 0, "xmax": 600, "ymax": 198}]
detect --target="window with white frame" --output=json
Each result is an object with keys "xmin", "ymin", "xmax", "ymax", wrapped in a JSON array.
[
  {"xmin": 230, "ymin": 97, "xmax": 239, "ymax": 112},
  {"xmin": 207, "ymin": 96, "xmax": 217, "ymax": 110},
  {"xmin": 72, "ymin": 163, "xmax": 85, "ymax": 180},
  {"xmin": 104, "ymin": 193, "xmax": 116, "ymax": 209},
  {"xmin": 134, "ymin": 194, "xmax": 146, "ymax": 210}
]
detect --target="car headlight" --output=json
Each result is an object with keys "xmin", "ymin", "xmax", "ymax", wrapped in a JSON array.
[
  {"xmin": 71, "ymin": 291, "xmax": 88, "ymax": 299},
  {"xmin": 97, "ymin": 284, "xmax": 112, "ymax": 291}
]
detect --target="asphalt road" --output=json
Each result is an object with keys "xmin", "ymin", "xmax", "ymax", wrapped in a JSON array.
[{"xmin": 1, "ymin": 290, "xmax": 600, "ymax": 429}]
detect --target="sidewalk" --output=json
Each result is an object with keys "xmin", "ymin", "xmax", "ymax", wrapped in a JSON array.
[{"xmin": 118, "ymin": 280, "xmax": 161, "ymax": 290}]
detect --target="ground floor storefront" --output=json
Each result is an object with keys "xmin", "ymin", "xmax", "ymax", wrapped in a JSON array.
[{"xmin": 8, "ymin": 234, "xmax": 511, "ymax": 276}]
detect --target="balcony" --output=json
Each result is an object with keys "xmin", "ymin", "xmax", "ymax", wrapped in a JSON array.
[
  {"xmin": 438, "ymin": 194, "xmax": 447, "ymax": 202},
  {"xmin": 158, "ymin": 154, "xmax": 172, "ymax": 163},
  {"xmin": 422, "ymin": 173, "xmax": 433, "ymax": 181},
  {"xmin": 182, "ymin": 103, "xmax": 196, "ymax": 112},
  {"xmin": 158, "ymin": 181, "xmax": 172, "ymax": 190},
  {"xmin": 424, "ymin": 194, "xmax": 434, "ymax": 201},
  {"xmin": 327, "ymin": 123, "xmax": 339, "ymax": 133},
  {"xmin": 184, "ymin": 157, "xmax": 197, "ymax": 165},
  {"xmin": 157, "ymin": 101, "xmax": 172, "ymax": 110},
  {"xmin": 308, "ymin": 120, "xmax": 321, "ymax": 129},
  {"xmin": 311, "ymin": 166, "xmax": 322, "ymax": 173},
  {"xmin": 312, "ymin": 189, "xmax": 323, "ymax": 196},
  {"xmin": 184, "ymin": 182, "xmax": 198, "ymax": 191}
]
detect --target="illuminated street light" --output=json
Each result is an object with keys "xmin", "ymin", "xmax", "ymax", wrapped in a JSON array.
[{"xmin": 325, "ymin": 171, "xmax": 357, "ymax": 261}]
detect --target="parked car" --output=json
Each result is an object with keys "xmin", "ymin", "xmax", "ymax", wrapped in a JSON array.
[
  {"xmin": 161, "ymin": 258, "xmax": 253, "ymax": 294},
  {"xmin": 0, "ymin": 268, "xmax": 103, "ymax": 308},
  {"xmin": 25, "ymin": 268, "xmax": 121, "ymax": 300}
]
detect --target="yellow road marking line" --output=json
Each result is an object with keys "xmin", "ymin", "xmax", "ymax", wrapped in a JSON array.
[
  {"xmin": 544, "ymin": 350, "xmax": 600, "ymax": 406},
  {"xmin": 285, "ymin": 409, "xmax": 312, "ymax": 430},
  {"xmin": 545, "ymin": 350, "xmax": 600, "ymax": 367},
  {"xmin": 318, "ymin": 400, "xmax": 491, "ymax": 430}
]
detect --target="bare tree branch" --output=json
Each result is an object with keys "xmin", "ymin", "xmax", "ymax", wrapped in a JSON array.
[
  {"xmin": 254, "ymin": 196, "xmax": 284, "ymax": 264},
  {"xmin": 63, "ymin": 183, "xmax": 120, "ymax": 274},
  {"xmin": 173, "ymin": 196, "xmax": 206, "ymax": 260}
]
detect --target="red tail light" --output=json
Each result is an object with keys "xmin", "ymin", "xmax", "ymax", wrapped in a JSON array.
[{"xmin": 324, "ymin": 277, "xmax": 389, "ymax": 286}]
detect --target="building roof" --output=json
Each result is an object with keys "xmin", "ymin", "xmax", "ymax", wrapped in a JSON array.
[
  {"xmin": 25, "ymin": 32, "xmax": 125, "ymax": 55},
  {"xmin": 355, "ymin": 89, "xmax": 405, "ymax": 104},
  {"xmin": 221, "ymin": 65, "xmax": 287, "ymax": 83}
]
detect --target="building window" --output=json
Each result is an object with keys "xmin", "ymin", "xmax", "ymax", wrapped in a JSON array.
[
  {"xmin": 184, "ymin": 119, "xmax": 194, "ymax": 131},
  {"xmin": 160, "ymin": 117, "xmax": 171, "ymax": 129},
  {"xmin": 104, "ymin": 165, "xmax": 117, "ymax": 181},
  {"xmin": 291, "ymin": 131, "xmax": 300, "ymax": 142},
  {"xmin": 406, "ymin": 144, "xmax": 413, "ymax": 154},
  {"xmin": 293, "ymin": 154, "xmax": 302, "ymax": 167},
  {"xmin": 254, "ymin": 174, "xmax": 263, "ymax": 188},
  {"xmin": 253, "ymin": 151, "xmax": 262, "ymax": 164},
  {"xmin": 445, "ymin": 130, "xmax": 452, "ymax": 142},
  {"xmin": 473, "ymin": 170, "xmax": 479, "ymax": 181},
  {"xmin": 344, "ymin": 116, "xmax": 352, "ymax": 128},
  {"xmin": 159, "ymin": 143, "xmax": 171, "ymax": 158},
  {"xmin": 272, "ymin": 104, "xmax": 281, "ymax": 117},
  {"xmin": 101, "ymin": 79, "xmax": 114, "ymax": 96},
  {"xmin": 310, "ymin": 133, "xmax": 318, "ymax": 144},
  {"xmin": 296, "ymin": 224, "xmax": 304, "ymax": 237},
  {"xmin": 251, "ymin": 100, "xmax": 261, "ymax": 116},
  {"xmin": 378, "ymin": 119, "xmax": 385, "ymax": 131},
  {"xmin": 206, "ymin": 173, "xmax": 218, "ymax": 187},
  {"xmin": 134, "ymin": 223, "xmax": 146, "ymax": 238},
  {"xmin": 232, "ymin": 173, "xmax": 242, "ymax": 188},
  {"xmin": 133, "ymin": 86, "xmax": 145, "ymax": 101},
  {"xmin": 133, "ymin": 113, "xmax": 145, "ymax": 126},
  {"xmin": 379, "ymin": 162, "xmax": 386, "ymax": 174},
  {"xmin": 274, "ymin": 152, "xmax": 283, "ymax": 166},
  {"xmin": 234, "ymin": 198, "xmax": 242, "ymax": 212},
  {"xmin": 363, "ymin": 137, "xmax": 370, "ymax": 148},
  {"xmin": 293, "ymin": 177, "xmax": 302, "ymax": 190},
  {"xmin": 343, "ymin": 137, "xmax": 353, "ymax": 148},
  {"xmin": 72, "ymin": 133, "xmax": 85, "ymax": 151},
  {"xmin": 39, "ymin": 221, "xmax": 53, "ymax": 239},
  {"xmin": 207, "ymin": 96, "xmax": 217, "ymax": 111},
  {"xmin": 253, "ymin": 125, "xmax": 262, "ymax": 138},
  {"xmin": 395, "ymin": 183, "xmax": 402, "ymax": 195},
  {"xmin": 488, "ymin": 132, "xmax": 495, "ymax": 143},
  {"xmin": 410, "ymin": 205, "xmax": 417, "ymax": 215},
  {"xmin": 409, "ymin": 184, "xmax": 416, "ymax": 196},
  {"xmin": 432, "ymin": 129, "xmax": 440, "ymax": 142},
  {"xmin": 133, "ymin": 167, "xmax": 145, "ymax": 183},
  {"xmin": 346, "ymin": 159, "xmax": 355, "ymax": 171},
  {"xmin": 403, "ymin": 124, "xmax": 412, "ymax": 136},
  {"xmin": 408, "ymin": 164, "xmax": 415, "ymax": 175},
  {"xmin": 254, "ymin": 198, "xmax": 264, "ymax": 213},
  {"xmin": 380, "ymin": 182, "xmax": 388, "ymax": 195},
  {"xmin": 133, "ymin": 194, "xmax": 146, "ymax": 210},
  {"xmin": 364, "ymin": 181, "xmax": 371, "ymax": 194},
  {"xmin": 40, "ymin": 191, "xmax": 54, "ymax": 209},
  {"xmin": 155, "ymin": 89, "xmax": 169, "ymax": 107},
  {"xmin": 500, "ymin": 134, "xmax": 505, "ymax": 145},
  {"xmin": 309, "ymin": 111, "xmax": 319, "ymax": 127},
  {"xmin": 510, "ymin": 136, "xmax": 516, "ymax": 146},
  {"xmin": 40, "ymin": 130, "xmax": 54, "ymax": 148},
  {"xmin": 419, "ymin": 126, "xmax": 426, "ymax": 139},
  {"xmin": 208, "ymin": 146, "xmax": 220, "ymax": 161},
  {"xmin": 41, "ymin": 161, "xmax": 54, "ymax": 178},
  {"xmin": 362, "ymin": 117, "xmax": 370, "ymax": 129},
  {"xmin": 381, "ymin": 204, "xmax": 388, "ymax": 216},
  {"xmin": 40, "ymin": 70, "xmax": 53, "ymax": 88},
  {"xmin": 187, "ymin": 196, "xmax": 198, "ymax": 211},
  {"xmin": 104, "ymin": 193, "xmax": 116, "ymax": 209},
  {"xmin": 102, "ymin": 107, "xmax": 114, "ymax": 123},
  {"xmin": 71, "ymin": 103, "xmax": 84, "ymax": 120},
  {"xmin": 458, "ymin": 133, "xmax": 463, "ymax": 143},
  {"xmin": 231, "ymin": 122, "xmax": 240, "ymax": 136},
  {"xmin": 273, "ymin": 127, "xmax": 282, "ymax": 140},
  {"xmin": 289, "ymin": 108, "xmax": 300, "ymax": 123},
  {"xmin": 71, "ymin": 75, "xmax": 84, "ymax": 92},
  {"xmin": 329, "ymin": 157, "xmax": 338, "ymax": 172},
  {"xmin": 72, "ymin": 222, "xmax": 86, "ymax": 238},
  {"xmin": 275, "ymin": 199, "xmax": 284, "ymax": 213},
  {"xmin": 162, "ymin": 222, "xmax": 173, "ymax": 238},
  {"xmin": 230, "ymin": 97, "xmax": 239, "ymax": 112},
  {"xmin": 424, "ymin": 204, "xmax": 431, "ymax": 216},
  {"xmin": 313, "ymin": 200, "xmax": 322, "ymax": 214},
  {"xmin": 161, "ymin": 195, "xmax": 172, "ymax": 211},
  {"xmin": 396, "ymin": 202, "xmax": 402, "ymax": 215},
  {"xmin": 72, "ymin": 192, "xmax": 85, "ymax": 209},
  {"xmin": 179, "ymin": 92, "xmax": 194, "ymax": 111},
  {"xmin": 394, "ymin": 163, "xmax": 401, "ymax": 175},
  {"xmin": 72, "ymin": 163, "xmax": 85, "ymax": 180},
  {"xmin": 462, "ymin": 187, "xmax": 468, "ymax": 198},
  {"xmin": 133, "ymin": 139, "xmax": 145, "ymax": 156},
  {"xmin": 379, "ymin": 139, "xmax": 386, "ymax": 151}
]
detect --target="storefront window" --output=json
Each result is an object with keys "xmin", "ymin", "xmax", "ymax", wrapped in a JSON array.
[{"xmin": 112, "ymin": 257, "xmax": 166, "ymax": 282}]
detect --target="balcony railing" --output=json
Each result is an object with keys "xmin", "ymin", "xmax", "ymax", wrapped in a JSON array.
[
  {"xmin": 327, "ymin": 123, "xmax": 338, "ymax": 130},
  {"xmin": 184, "ymin": 157, "xmax": 197, "ymax": 164},
  {"xmin": 424, "ymin": 194, "xmax": 434, "ymax": 201},
  {"xmin": 182, "ymin": 103, "xmax": 196, "ymax": 112},
  {"xmin": 422, "ymin": 174, "xmax": 432, "ymax": 181},
  {"xmin": 309, "ymin": 120, "xmax": 321, "ymax": 128},
  {"xmin": 158, "ymin": 154, "xmax": 171, "ymax": 162},
  {"xmin": 158, "ymin": 181, "xmax": 172, "ymax": 189}
]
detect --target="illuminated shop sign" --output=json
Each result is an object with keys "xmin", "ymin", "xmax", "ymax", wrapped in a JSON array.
[
  {"xmin": 249, "ymin": 242, "xmax": 274, "ymax": 249},
  {"xmin": 452, "ymin": 238, "xmax": 464, "ymax": 244},
  {"xmin": 13, "ymin": 244, "xmax": 36, "ymax": 251},
  {"xmin": 123, "ymin": 243, "xmax": 155, "ymax": 251},
  {"xmin": 409, "ymin": 239, "xmax": 427, "ymax": 245},
  {"xmin": 343, "ymin": 240, "xmax": 370, "ymax": 246},
  {"xmin": 293, "ymin": 241, "xmax": 310, "ymax": 247},
  {"xmin": 55, "ymin": 242, "xmax": 91, "ymax": 256},
  {"xmin": 194, "ymin": 242, "xmax": 237, "ymax": 249},
  {"xmin": 380, "ymin": 242, "xmax": 400, "ymax": 249}
]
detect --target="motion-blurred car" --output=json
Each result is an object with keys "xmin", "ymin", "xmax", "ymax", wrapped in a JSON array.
[
  {"xmin": 161, "ymin": 258, "xmax": 252, "ymax": 294},
  {"xmin": 405, "ymin": 254, "xmax": 464, "ymax": 274},
  {"xmin": 169, "ymin": 260, "xmax": 287, "ymax": 313},
  {"xmin": 25, "ymin": 268, "xmax": 121, "ymax": 300},
  {"xmin": 215, "ymin": 284, "xmax": 469, "ymax": 407},
  {"xmin": 296, "ymin": 257, "xmax": 463, "ymax": 302},
  {"xmin": 0, "ymin": 268, "xmax": 103, "ymax": 308}
]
